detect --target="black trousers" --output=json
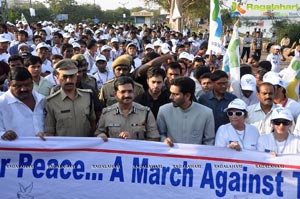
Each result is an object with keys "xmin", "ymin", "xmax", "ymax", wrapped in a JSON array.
[{"xmin": 241, "ymin": 47, "xmax": 250, "ymax": 61}]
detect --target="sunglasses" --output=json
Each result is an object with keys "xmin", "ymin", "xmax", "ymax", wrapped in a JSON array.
[
  {"xmin": 227, "ymin": 111, "xmax": 245, "ymax": 117},
  {"xmin": 272, "ymin": 120, "xmax": 291, "ymax": 126}
]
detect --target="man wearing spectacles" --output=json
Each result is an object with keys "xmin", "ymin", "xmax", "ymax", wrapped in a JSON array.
[
  {"xmin": 95, "ymin": 76, "xmax": 159, "ymax": 141},
  {"xmin": 198, "ymin": 70, "xmax": 237, "ymax": 133}
]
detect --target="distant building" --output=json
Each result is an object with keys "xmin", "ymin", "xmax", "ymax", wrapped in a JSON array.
[
  {"xmin": 131, "ymin": 10, "xmax": 154, "ymax": 27},
  {"xmin": 8, "ymin": 0, "xmax": 29, "ymax": 8}
]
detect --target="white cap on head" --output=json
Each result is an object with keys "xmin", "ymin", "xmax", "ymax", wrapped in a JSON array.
[
  {"xmin": 36, "ymin": 42, "xmax": 49, "ymax": 50},
  {"xmin": 241, "ymin": 74, "xmax": 256, "ymax": 91},
  {"xmin": 126, "ymin": 42, "xmax": 137, "ymax": 50},
  {"xmin": 18, "ymin": 43, "xmax": 29, "ymax": 51},
  {"xmin": 0, "ymin": 34, "xmax": 11, "ymax": 42},
  {"xmin": 179, "ymin": 52, "xmax": 190, "ymax": 60},
  {"xmin": 160, "ymin": 43, "xmax": 170, "ymax": 54},
  {"xmin": 72, "ymin": 42, "xmax": 80, "ymax": 49},
  {"xmin": 111, "ymin": 38, "xmax": 119, "ymax": 43},
  {"xmin": 145, "ymin": 44, "xmax": 154, "ymax": 50},
  {"xmin": 271, "ymin": 107, "xmax": 293, "ymax": 121},
  {"xmin": 274, "ymin": 45, "xmax": 281, "ymax": 50},
  {"xmin": 224, "ymin": 98, "xmax": 247, "ymax": 112},
  {"xmin": 263, "ymin": 71, "xmax": 286, "ymax": 89},
  {"xmin": 63, "ymin": 33, "xmax": 71, "ymax": 39},
  {"xmin": 96, "ymin": 54, "xmax": 107, "ymax": 62},
  {"xmin": 101, "ymin": 45, "xmax": 112, "ymax": 52},
  {"xmin": 153, "ymin": 40, "xmax": 163, "ymax": 47}
]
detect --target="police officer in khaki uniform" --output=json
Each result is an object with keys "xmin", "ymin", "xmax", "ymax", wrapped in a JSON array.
[
  {"xmin": 45, "ymin": 59, "xmax": 96, "ymax": 137},
  {"xmin": 95, "ymin": 76, "xmax": 159, "ymax": 141},
  {"xmin": 99, "ymin": 54, "xmax": 144, "ymax": 107},
  {"xmin": 71, "ymin": 54, "xmax": 98, "ymax": 94}
]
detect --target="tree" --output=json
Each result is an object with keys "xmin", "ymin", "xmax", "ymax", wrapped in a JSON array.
[{"xmin": 44, "ymin": 0, "xmax": 77, "ymax": 15}]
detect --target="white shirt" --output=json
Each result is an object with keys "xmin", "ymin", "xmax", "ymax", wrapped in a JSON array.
[
  {"xmin": 0, "ymin": 52, "xmax": 10, "ymax": 63},
  {"xmin": 293, "ymin": 115, "xmax": 300, "ymax": 136},
  {"xmin": 51, "ymin": 45, "xmax": 62, "ymax": 55},
  {"xmin": 45, "ymin": 73, "xmax": 59, "ymax": 86},
  {"xmin": 41, "ymin": 59, "xmax": 53, "ymax": 73},
  {"xmin": 246, "ymin": 103, "xmax": 278, "ymax": 135},
  {"xmin": 0, "ymin": 90, "xmax": 45, "ymax": 137},
  {"xmin": 257, "ymin": 133, "xmax": 300, "ymax": 155},
  {"xmin": 92, "ymin": 70, "xmax": 114, "ymax": 89},
  {"xmin": 215, "ymin": 123, "xmax": 259, "ymax": 150},
  {"xmin": 266, "ymin": 53, "xmax": 283, "ymax": 73},
  {"xmin": 243, "ymin": 36, "xmax": 252, "ymax": 48}
]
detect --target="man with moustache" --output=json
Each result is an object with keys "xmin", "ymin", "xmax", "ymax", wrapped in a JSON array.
[
  {"xmin": 44, "ymin": 59, "xmax": 96, "ymax": 137},
  {"xmin": 95, "ymin": 76, "xmax": 160, "ymax": 141},
  {"xmin": 157, "ymin": 77, "xmax": 215, "ymax": 147},
  {"xmin": 0, "ymin": 67, "xmax": 45, "ymax": 140},
  {"xmin": 246, "ymin": 82, "xmax": 278, "ymax": 135}
]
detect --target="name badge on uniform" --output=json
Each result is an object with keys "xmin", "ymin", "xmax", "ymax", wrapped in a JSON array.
[
  {"xmin": 131, "ymin": 123, "xmax": 145, "ymax": 127},
  {"xmin": 108, "ymin": 124, "xmax": 121, "ymax": 127},
  {"xmin": 61, "ymin": 110, "xmax": 71, "ymax": 113}
]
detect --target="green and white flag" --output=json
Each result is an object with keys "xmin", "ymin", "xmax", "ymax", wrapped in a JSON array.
[
  {"xmin": 282, "ymin": 57, "xmax": 300, "ymax": 101},
  {"xmin": 21, "ymin": 13, "xmax": 28, "ymax": 24},
  {"xmin": 222, "ymin": 20, "xmax": 240, "ymax": 84}
]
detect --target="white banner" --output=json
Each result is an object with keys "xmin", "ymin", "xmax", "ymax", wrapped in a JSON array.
[{"xmin": 1, "ymin": 137, "xmax": 300, "ymax": 198}]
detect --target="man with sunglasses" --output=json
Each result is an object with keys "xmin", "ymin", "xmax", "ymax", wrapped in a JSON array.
[
  {"xmin": 257, "ymin": 107, "xmax": 300, "ymax": 155},
  {"xmin": 215, "ymin": 99, "xmax": 259, "ymax": 151}
]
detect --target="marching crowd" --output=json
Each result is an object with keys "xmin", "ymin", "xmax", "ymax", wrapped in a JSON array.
[{"xmin": 1, "ymin": 20, "xmax": 300, "ymax": 157}]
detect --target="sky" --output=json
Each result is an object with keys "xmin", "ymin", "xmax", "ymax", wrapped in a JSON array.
[
  {"xmin": 27, "ymin": 0, "xmax": 148, "ymax": 10},
  {"xmin": 77, "ymin": 0, "xmax": 147, "ymax": 10}
]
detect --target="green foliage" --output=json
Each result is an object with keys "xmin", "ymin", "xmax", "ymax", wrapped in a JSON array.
[{"xmin": 272, "ymin": 20, "xmax": 300, "ymax": 46}]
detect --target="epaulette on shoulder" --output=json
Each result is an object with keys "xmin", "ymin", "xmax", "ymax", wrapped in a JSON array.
[
  {"xmin": 104, "ymin": 78, "xmax": 115, "ymax": 85},
  {"xmin": 134, "ymin": 102, "xmax": 150, "ymax": 111},
  {"xmin": 46, "ymin": 90, "xmax": 60, "ymax": 101},
  {"xmin": 78, "ymin": 88, "xmax": 93, "ymax": 93},
  {"xmin": 102, "ymin": 107, "xmax": 114, "ymax": 114}
]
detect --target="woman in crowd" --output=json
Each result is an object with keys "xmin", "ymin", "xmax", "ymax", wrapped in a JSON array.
[
  {"xmin": 257, "ymin": 107, "xmax": 300, "ymax": 156},
  {"xmin": 215, "ymin": 98, "xmax": 259, "ymax": 151}
]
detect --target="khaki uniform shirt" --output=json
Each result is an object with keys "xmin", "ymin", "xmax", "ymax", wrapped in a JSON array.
[
  {"xmin": 45, "ymin": 88, "xmax": 96, "ymax": 137},
  {"xmin": 99, "ymin": 78, "xmax": 144, "ymax": 107},
  {"xmin": 82, "ymin": 75, "xmax": 98, "ymax": 94},
  {"xmin": 95, "ymin": 102, "xmax": 159, "ymax": 140}
]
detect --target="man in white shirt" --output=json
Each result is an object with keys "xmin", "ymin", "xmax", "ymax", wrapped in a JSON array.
[
  {"xmin": 36, "ymin": 42, "xmax": 53, "ymax": 76},
  {"xmin": 266, "ymin": 45, "xmax": 285, "ymax": 72},
  {"xmin": 0, "ymin": 34, "xmax": 11, "ymax": 63},
  {"xmin": 246, "ymin": 82, "xmax": 278, "ymax": 135},
  {"xmin": 92, "ymin": 55, "xmax": 114, "ymax": 90},
  {"xmin": 0, "ymin": 67, "xmax": 45, "ymax": 140}
]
